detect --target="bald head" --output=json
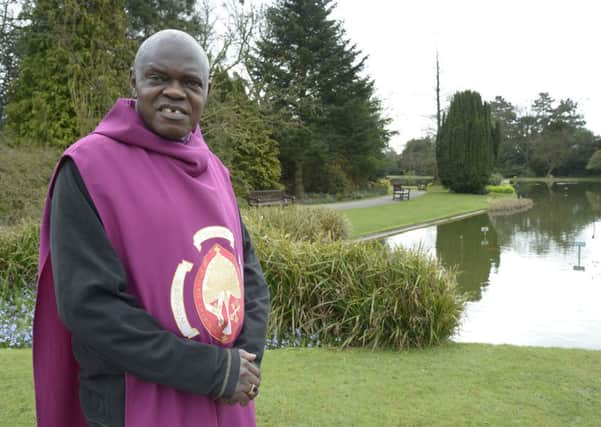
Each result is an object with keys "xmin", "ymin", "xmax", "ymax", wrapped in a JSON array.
[
  {"xmin": 130, "ymin": 29, "xmax": 210, "ymax": 140},
  {"xmin": 133, "ymin": 29, "xmax": 209, "ymax": 81}
]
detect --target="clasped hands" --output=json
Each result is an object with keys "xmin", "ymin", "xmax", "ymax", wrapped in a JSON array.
[{"xmin": 221, "ymin": 349, "xmax": 260, "ymax": 407}]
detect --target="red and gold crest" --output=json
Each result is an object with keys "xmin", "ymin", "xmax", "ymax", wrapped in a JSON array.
[{"xmin": 192, "ymin": 243, "xmax": 243, "ymax": 344}]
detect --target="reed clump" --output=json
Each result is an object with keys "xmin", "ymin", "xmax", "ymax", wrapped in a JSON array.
[
  {"xmin": 252, "ymin": 235, "xmax": 462, "ymax": 349},
  {"xmin": 0, "ymin": 219, "xmax": 39, "ymax": 298},
  {"xmin": 243, "ymin": 204, "xmax": 351, "ymax": 242},
  {"xmin": 488, "ymin": 198, "xmax": 534, "ymax": 216},
  {"xmin": 244, "ymin": 205, "xmax": 463, "ymax": 349}
]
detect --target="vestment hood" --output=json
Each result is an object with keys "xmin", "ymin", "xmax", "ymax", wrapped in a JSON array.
[{"xmin": 94, "ymin": 98, "xmax": 209, "ymax": 177}]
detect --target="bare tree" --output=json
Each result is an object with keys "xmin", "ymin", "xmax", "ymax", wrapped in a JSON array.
[{"xmin": 196, "ymin": 0, "xmax": 260, "ymax": 76}]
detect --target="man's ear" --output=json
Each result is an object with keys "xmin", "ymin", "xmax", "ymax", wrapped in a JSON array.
[{"xmin": 129, "ymin": 67, "xmax": 137, "ymax": 98}]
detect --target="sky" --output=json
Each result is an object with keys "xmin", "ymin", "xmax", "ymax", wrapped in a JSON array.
[{"xmin": 323, "ymin": 0, "xmax": 601, "ymax": 152}]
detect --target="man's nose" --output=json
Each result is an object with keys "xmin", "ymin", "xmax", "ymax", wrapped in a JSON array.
[{"xmin": 163, "ymin": 80, "xmax": 186, "ymax": 98}]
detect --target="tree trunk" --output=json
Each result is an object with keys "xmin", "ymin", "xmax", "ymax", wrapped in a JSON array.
[
  {"xmin": 435, "ymin": 51, "xmax": 441, "ymax": 181},
  {"xmin": 294, "ymin": 159, "xmax": 305, "ymax": 199},
  {"xmin": 436, "ymin": 51, "xmax": 441, "ymax": 134}
]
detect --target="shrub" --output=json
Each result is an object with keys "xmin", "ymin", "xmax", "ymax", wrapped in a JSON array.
[
  {"xmin": 242, "ymin": 205, "xmax": 351, "ymax": 242},
  {"xmin": 388, "ymin": 175, "xmax": 434, "ymax": 187},
  {"xmin": 485, "ymin": 184, "xmax": 515, "ymax": 194},
  {"xmin": 244, "ymin": 204, "xmax": 462, "ymax": 349},
  {"xmin": 0, "ymin": 220, "xmax": 39, "ymax": 298},
  {"xmin": 488, "ymin": 173, "xmax": 504, "ymax": 186},
  {"xmin": 300, "ymin": 179, "xmax": 390, "ymax": 204},
  {"xmin": 0, "ymin": 144, "xmax": 59, "ymax": 226},
  {"xmin": 338, "ymin": 179, "xmax": 390, "ymax": 200},
  {"xmin": 488, "ymin": 198, "xmax": 534, "ymax": 215},
  {"xmin": 252, "ymin": 235, "xmax": 463, "ymax": 349}
]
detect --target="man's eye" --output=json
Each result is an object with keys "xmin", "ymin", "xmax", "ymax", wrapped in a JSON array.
[
  {"xmin": 186, "ymin": 80, "xmax": 203, "ymax": 89},
  {"xmin": 148, "ymin": 74, "xmax": 164, "ymax": 82}
]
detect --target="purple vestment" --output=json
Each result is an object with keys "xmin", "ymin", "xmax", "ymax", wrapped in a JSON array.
[{"xmin": 34, "ymin": 99, "xmax": 255, "ymax": 426}]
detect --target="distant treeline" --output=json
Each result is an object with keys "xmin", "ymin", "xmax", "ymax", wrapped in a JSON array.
[{"xmin": 397, "ymin": 93, "xmax": 601, "ymax": 178}]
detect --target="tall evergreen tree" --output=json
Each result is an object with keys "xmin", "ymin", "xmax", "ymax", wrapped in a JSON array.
[
  {"xmin": 251, "ymin": 0, "xmax": 390, "ymax": 197},
  {"xmin": 5, "ymin": 0, "xmax": 131, "ymax": 147},
  {"xmin": 202, "ymin": 68, "xmax": 282, "ymax": 197},
  {"xmin": 124, "ymin": 0, "xmax": 202, "ymax": 41},
  {"xmin": 436, "ymin": 90, "xmax": 495, "ymax": 193},
  {"xmin": 490, "ymin": 96, "xmax": 520, "ymax": 175},
  {"xmin": 0, "ymin": 0, "xmax": 22, "ymax": 124},
  {"xmin": 531, "ymin": 92, "xmax": 555, "ymax": 134}
]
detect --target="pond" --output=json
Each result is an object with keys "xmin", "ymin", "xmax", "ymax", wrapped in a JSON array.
[{"xmin": 387, "ymin": 181, "xmax": 601, "ymax": 350}]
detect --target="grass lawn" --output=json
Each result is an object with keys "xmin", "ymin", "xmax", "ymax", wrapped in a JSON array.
[
  {"xmin": 344, "ymin": 187, "xmax": 511, "ymax": 238},
  {"xmin": 0, "ymin": 348, "xmax": 34, "ymax": 426},
  {"xmin": 3, "ymin": 344, "xmax": 600, "ymax": 426}
]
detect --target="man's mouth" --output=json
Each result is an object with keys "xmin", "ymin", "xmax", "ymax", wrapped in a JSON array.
[{"xmin": 158, "ymin": 105, "xmax": 187, "ymax": 115}]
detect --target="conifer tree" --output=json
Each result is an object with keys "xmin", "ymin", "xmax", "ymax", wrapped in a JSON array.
[
  {"xmin": 251, "ymin": 0, "xmax": 390, "ymax": 197},
  {"xmin": 124, "ymin": 0, "xmax": 202, "ymax": 41},
  {"xmin": 0, "ymin": 0, "xmax": 21, "ymax": 124},
  {"xmin": 436, "ymin": 90, "xmax": 495, "ymax": 193},
  {"xmin": 5, "ymin": 0, "xmax": 131, "ymax": 147}
]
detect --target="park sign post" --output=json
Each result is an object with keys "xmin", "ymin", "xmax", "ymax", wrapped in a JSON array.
[{"xmin": 573, "ymin": 241, "xmax": 585, "ymax": 271}]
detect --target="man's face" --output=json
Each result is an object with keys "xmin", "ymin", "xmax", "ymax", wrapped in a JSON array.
[{"xmin": 131, "ymin": 40, "xmax": 209, "ymax": 140}]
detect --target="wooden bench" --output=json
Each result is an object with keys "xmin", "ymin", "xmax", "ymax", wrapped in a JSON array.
[
  {"xmin": 248, "ymin": 190, "xmax": 294, "ymax": 207},
  {"xmin": 392, "ymin": 183, "xmax": 410, "ymax": 200}
]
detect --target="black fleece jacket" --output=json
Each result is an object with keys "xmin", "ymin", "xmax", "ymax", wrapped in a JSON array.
[{"xmin": 50, "ymin": 158, "xmax": 269, "ymax": 427}]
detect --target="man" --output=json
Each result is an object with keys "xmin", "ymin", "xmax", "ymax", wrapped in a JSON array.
[{"xmin": 33, "ymin": 29, "xmax": 269, "ymax": 427}]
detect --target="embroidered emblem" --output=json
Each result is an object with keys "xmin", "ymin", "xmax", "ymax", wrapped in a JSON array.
[
  {"xmin": 169, "ymin": 226, "xmax": 243, "ymax": 343},
  {"xmin": 193, "ymin": 243, "xmax": 243, "ymax": 343}
]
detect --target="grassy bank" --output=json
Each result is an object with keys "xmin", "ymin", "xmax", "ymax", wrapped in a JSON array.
[
  {"xmin": 3, "ymin": 344, "xmax": 600, "ymax": 426},
  {"xmin": 0, "ymin": 144, "xmax": 59, "ymax": 227},
  {"xmin": 344, "ymin": 187, "xmax": 512, "ymax": 238},
  {"xmin": 512, "ymin": 176, "xmax": 601, "ymax": 183}
]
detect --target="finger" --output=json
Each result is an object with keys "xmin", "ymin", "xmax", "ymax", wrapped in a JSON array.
[
  {"xmin": 238, "ymin": 392, "xmax": 250, "ymax": 407},
  {"xmin": 234, "ymin": 374, "xmax": 260, "ymax": 394},
  {"xmin": 240, "ymin": 372, "xmax": 260, "ymax": 389},
  {"xmin": 238, "ymin": 349, "xmax": 257, "ymax": 361},
  {"xmin": 230, "ymin": 391, "xmax": 249, "ymax": 406},
  {"xmin": 241, "ymin": 359, "xmax": 260, "ymax": 378}
]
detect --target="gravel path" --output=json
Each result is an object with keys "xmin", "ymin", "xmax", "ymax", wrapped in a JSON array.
[{"xmin": 313, "ymin": 190, "xmax": 426, "ymax": 210}]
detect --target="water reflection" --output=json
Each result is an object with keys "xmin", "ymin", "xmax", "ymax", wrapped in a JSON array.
[
  {"xmin": 387, "ymin": 181, "xmax": 601, "ymax": 350},
  {"xmin": 500, "ymin": 181, "xmax": 601, "ymax": 252},
  {"xmin": 436, "ymin": 215, "xmax": 500, "ymax": 299}
]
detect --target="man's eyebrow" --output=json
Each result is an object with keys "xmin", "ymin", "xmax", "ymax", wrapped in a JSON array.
[
  {"xmin": 144, "ymin": 64, "xmax": 204, "ymax": 80},
  {"xmin": 144, "ymin": 64, "xmax": 166, "ymax": 73}
]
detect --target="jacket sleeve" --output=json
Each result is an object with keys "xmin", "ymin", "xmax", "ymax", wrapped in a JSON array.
[
  {"xmin": 50, "ymin": 158, "xmax": 239, "ymax": 400},
  {"xmin": 234, "ymin": 219, "xmax": 270, "ymax": 366}
]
